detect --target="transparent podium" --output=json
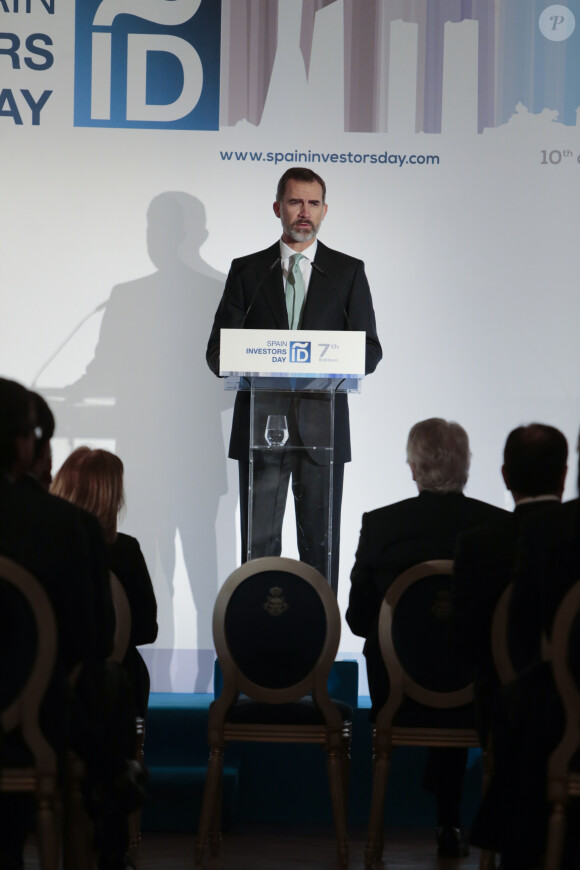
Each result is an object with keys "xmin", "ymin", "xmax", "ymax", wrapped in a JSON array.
[
  {"xmin": 221, "ymin": 327, "xmax": 366, "ymax": 585},
  {"xmin": 225, "ymin": 375, "xmax": 362, "ymax": 584}
]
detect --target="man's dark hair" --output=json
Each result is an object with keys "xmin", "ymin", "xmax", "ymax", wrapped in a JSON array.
[
  {"xmin": 0, "ymin": 378, "xmax": 34, "ymax": 473},
  {"xmin": 503, "ymin": 423, "xmax": 568, "ymax": 497},
  {"xmin": 276, "ymin": 167, "xmax": 326, "ymax": 203},
  {"xmin": 29, "ymin": 392, "xmax": 55, "ymax": 462}
]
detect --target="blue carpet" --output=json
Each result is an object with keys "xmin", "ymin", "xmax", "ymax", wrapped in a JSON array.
[{"xmin": 142, "ymin": 681, "xmax": 484, "ymax": 832}]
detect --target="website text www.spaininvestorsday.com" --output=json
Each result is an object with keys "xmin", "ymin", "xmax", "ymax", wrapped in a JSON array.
[{"xmin": 219, "ymin": 148, "xmax": 440, "ymax": 167}]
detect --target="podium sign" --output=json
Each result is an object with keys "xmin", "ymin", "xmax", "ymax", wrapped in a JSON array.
[{"xmin": 219, "ymin": 328, "xmax": 365, "ymax": 378}]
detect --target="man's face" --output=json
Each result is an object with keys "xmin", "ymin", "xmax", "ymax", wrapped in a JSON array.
[{"xmin": 273, "ymin": 180, "xmax": 327, "ymax": 245}]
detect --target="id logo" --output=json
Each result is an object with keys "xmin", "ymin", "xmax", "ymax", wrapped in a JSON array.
[
  {"xmin": 74, "ymin": 0, "xmax": 221, "ymax": 130},
  {"xmin": 289, "ymin": 341, "xmax": 311, "ymax": 364}
]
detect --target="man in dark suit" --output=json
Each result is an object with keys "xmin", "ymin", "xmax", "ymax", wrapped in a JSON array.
[
  {"xmin": 346, "ymin": 417, "xmax": 505, "ymax": 858},
  {"xmin": 452, "ymin": 423, "xmax": 568, "ymax": 740},
  {"xmin": 510, "ymin": 445, "xmax": 580, "ymax": 870},
  {"xmin": 510, "ymin": 441, "xmax": 579, "ymax": 670},
  {"xmin": 206, "ymin": 167, "xmax": 382, "ymax": 592},
  {"xmin": 469, "ymin": 431, "xmax": 579, "ymax": 870}
]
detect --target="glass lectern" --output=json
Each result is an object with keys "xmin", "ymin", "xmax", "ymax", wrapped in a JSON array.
[{"xmin": 225, "ymin": 375, "xmax": 361, "ymax": 583}]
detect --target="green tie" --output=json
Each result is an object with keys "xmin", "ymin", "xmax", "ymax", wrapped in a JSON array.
[{"xmin": 285, "ymin": 253, "xmax": 305, "ymax": 329}]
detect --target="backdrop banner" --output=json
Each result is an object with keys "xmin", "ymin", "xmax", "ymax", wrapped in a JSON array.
[{"xmin": 3, "ymin": 0, "xmax": 579, "ymax": 692}]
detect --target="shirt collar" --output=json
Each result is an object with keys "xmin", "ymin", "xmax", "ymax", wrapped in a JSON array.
[
  {"xmin": 279, "ymin": 238, "xmax": 318, "ymax": 263},
  {"xmin": 514, "ymin": 494, "xmax": 561, "ymax": 506}
]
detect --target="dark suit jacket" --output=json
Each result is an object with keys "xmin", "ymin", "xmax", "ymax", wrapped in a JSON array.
[
  {"xmin": 109, "ymin": 532, "xmax": 158, "ymax": 716},
  {"xmin": 0, "ymin": 474, "xmax": 114, "ymax": 672},
  {"xmin": 451, "ymin": 499, "xmax": 561, "ymax": 739},
  {"xmin": 0, "ymin": 474, "xmax": 114, "ymax": 761},
  {"xmin": 206, "ymin": 240, "xmax": 382, "ymax": 464},
  {"xmin": 346, "ymin": 490, "xmax": 507, "ymax": 712},
  {"xmin": 470, "ymin": 500, "xmax": 580, "ymax": 863},
  {"xmin": 510, "ymin": 498, "xmax": 580, "ymax": 674}
]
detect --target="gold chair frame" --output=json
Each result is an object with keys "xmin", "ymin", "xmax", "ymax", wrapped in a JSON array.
[
  {"xmin": 0, "ymin": 555, "xmax": 61, "ymax": 870},
  {"xmin": 195, "ymin": 557, "xmax": 351, "ymax": 867},
  {"xmin": 109, "ymin": 570, "xmax": 131, "ymax": 664},
  {"xmin": 365, "ymin": 560, "xmax": 489, "ymax": 868},
  {"xmin": 491, "ymin": 581, "xmax": 517, "ymax": 685},
  {"xmin": 108, "ymin": 569, "xmax": 145, "ymax": 863},
  {"xmin": 544, "ymin": 579, "xmax": 580, "ymax": 870}
]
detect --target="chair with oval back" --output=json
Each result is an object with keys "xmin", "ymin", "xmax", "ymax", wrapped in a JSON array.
[
  {"xmin": 0, "ymin": 555, "xmax": 61, "ymax": 870},
  {"xmin": 108, "ymin": 569, "xmax": 145, "ymax": 862},
  {"xmin": 491, "ymin": 581, "xmax": 517, "ymax": 686},
  {"xmin": 544, "ymin": 579, "xmax": 580, "ymax": 870},
  {"xmin": 195, "ymin": 556, "xmax": 352, "ymax": 867},
  {"xmin": 109, "ymin": 570, "xmax": 131, "ymax": 664},
  {"xmin": 365, "ymin": 560, "xmax": 491, "ymax": 868}
]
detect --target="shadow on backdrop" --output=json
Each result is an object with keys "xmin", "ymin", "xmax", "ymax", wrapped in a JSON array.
[{"xmin": 42, "ymin": 192, "xmax": 234, "ymax": 691}]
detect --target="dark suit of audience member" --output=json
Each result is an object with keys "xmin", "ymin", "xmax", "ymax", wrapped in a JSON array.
[
  {"xmin": 11, "ymin": 474, "xmax": 114, "ymax": 669},
  {"xmin": 470, "ymin": 431, "xmax": 579, "ymax": 870},
  {"xmin": 1, "ymin": 474, "xmax": 116, "ymax": 775},
  {"xmin": 109, "ymin": 532, "xmax": 158, "ymax": 717},
  {"xmin": 346, "ymin": 418, "xmax": 506, "ymax": 858},
  {"xmin": 452, "ymin": 423, "xmax": 567, "ymax": 743},
  {"xmin": 510, "ymin": 497, "xmax": 580, "ymax": 672}
]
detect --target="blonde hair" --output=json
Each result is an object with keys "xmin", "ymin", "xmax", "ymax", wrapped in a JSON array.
[{"xmin": 50, "ymin": 446, "xmax": 125, "ymax": 543}]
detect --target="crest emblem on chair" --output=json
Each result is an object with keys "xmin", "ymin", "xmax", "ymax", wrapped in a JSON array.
[
  {"xmin": 263, "ymin": 586, "xmax": 289, "ymax": 616},
  {"xmin": 430, "ymin": 588, "xmax": 452, "ymax": 621}
]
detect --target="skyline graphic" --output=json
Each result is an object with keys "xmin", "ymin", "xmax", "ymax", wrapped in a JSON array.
[{"xmin": 221, "ymin": 0, "xmax": 580, "ymax": 133}]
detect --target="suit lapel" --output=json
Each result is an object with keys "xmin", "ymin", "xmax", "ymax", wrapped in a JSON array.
[
  {"xmin": 254, "ymin": 244, "xmax": 288, "ymax": 328},
  {"xmin": 301, "ymin": 241, "xmax": 330, "ymax": 327},
  {"xmin": 261, "ymin": 264, "xmax": 288, "ymax": 328}
]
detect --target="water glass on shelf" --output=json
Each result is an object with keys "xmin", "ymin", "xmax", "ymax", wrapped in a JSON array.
[{"xmin": 265, "ymin": 415, "xmax": 289, "ymax": 447}]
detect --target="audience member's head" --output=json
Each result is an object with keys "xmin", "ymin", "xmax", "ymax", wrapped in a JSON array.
[
  {"xmin": 28, "ymin": 392, "xmax": 55, "ymax": 489},
  {"xmin": 0, "ymin": 377, "xmax": 35, "ymax": 479},
  {"xmin": 51, "ymin": 446, "xmax": 125, "ymax": 543},
  {"xmin": 502, "ymin": 423, "xmax": 568, "ymax": 501},
  {"xmin": 406, "ymin": 418, "xmax": 470, "ymax": 493}
]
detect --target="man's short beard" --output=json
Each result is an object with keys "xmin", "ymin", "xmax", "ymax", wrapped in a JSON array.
[{"xmin": 282, "ymin": 220, "xmax": 320, "ymax": 243}]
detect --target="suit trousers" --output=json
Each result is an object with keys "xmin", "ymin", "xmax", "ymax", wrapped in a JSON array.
[
  {"xmin": 238, "ymin": 452, "xmax": 344, "ymax": 594},
  {"xmin": 423, "ymin": 746, "xmax": 469, "ymax": 826}
]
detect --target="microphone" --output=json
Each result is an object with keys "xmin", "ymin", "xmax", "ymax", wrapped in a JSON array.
[
  {"xmin": 241, "ymin": 256, "xmax": 281, "ymax": 327},
  {"xmin": 310, "ymin": 261, "xmax": 353, "ymax": 331},
  {"xmin": 31, "ymin": 300, "xmax": 109, "ymax": 387}
]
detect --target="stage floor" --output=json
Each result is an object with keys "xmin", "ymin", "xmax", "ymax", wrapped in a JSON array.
[{"xmin": 24, "ymin": 826, "xmax": 486, "ymax": 869}]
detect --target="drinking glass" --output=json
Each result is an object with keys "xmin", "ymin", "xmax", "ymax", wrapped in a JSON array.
[{"xmin": 265, "ymin": 415, "xmax": 289, "ymax": 447}]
